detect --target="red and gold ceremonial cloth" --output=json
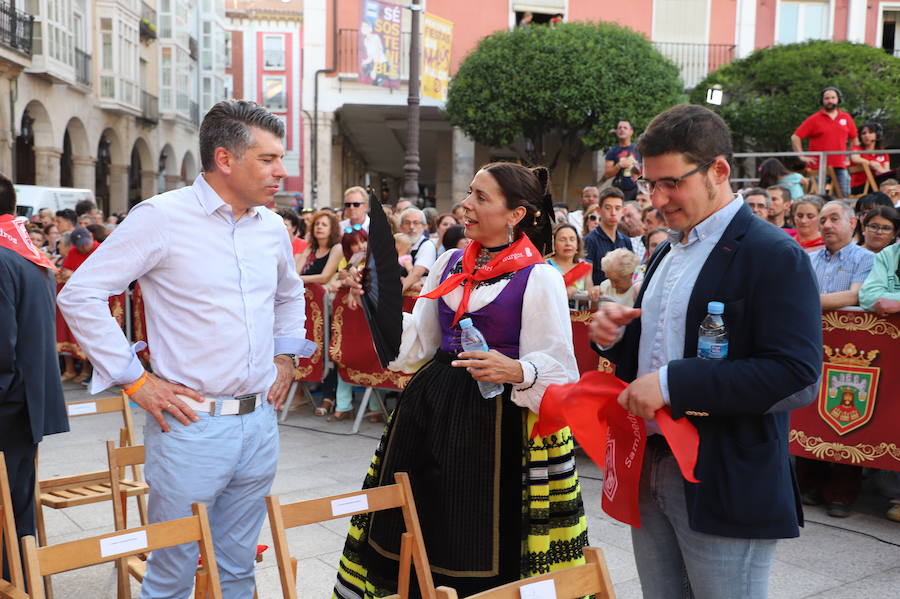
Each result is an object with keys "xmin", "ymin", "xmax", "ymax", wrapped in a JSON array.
[{"xmin": 790, "ymin": 310, "xmax": 900, "ymax": 472}]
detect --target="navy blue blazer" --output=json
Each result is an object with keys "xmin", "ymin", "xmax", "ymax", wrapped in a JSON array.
[
  {"xmin": 0, "ymin": 247, "xmax": 69, "ymax": 444},
  {"xmin": 599, "ymin": 203, "xmax": 822, "ymax": 539}
]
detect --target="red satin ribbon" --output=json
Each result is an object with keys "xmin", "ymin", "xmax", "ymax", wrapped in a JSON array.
[
  {"xmin": 532, "ymin": 371, "xmax": 700, "ymax": 527},
  {"xmin": 0, "ymin": 214, "xmax": 57, "ymax": 271},
  {"xmin": 418, "ymin": 235, "xmax": 543, "ymax": 327},
  {"xmin": 562, "ymin": 261, "xmax": 592, "ymax": 288}
]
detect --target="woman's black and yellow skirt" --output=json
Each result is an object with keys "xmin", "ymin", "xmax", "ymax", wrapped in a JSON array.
[{"xmin": 333, "ymin": 351, "xmax": 588, "ymax": 599}]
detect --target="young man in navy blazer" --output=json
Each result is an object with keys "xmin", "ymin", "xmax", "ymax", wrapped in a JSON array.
[{"xmin": 590, "ymin": 104, "xmax": 822, "ymax": 598}]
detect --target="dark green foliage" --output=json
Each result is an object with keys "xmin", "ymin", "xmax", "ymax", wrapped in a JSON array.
[
  {"xmin": 445, "ymin": 22, "xmax": 682, "ymax": 170},
  {"xmin": 689, "ymin": 41, "xmax": 900, "ymax": 152}
]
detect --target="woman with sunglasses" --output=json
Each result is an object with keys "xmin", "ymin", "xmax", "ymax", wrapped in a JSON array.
[
  {"xmin": 332, "ymin": 163, "xmax": 586, "ymax": 598},
  {"xmin": 296, "ymin": 210, "xmax": 342, "ymax": 284},
  {"xmin": 581, "ymin": 202, "xmax": 600, "ymax": 237}
]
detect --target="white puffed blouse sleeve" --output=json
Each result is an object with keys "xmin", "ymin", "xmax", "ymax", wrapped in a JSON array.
[
  {"xmin": 512, "ymin": 264, "xmax": 580, "ymax": 414},
  {"xmin": 388, "ymin": 249, "xmax": 456, "ymax": 373}
]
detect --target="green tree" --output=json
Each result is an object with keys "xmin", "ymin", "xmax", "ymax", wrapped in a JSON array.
[
  {"xmin": 445, "ymin": 22, "xmax": 682, "ymax": 188},
  {"xmin": 689, "ymin": 41, "xmax": 900, "ymax": 152}
]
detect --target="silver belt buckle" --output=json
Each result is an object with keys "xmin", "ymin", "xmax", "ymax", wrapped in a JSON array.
[{"xmin": 234, "ymin": 393, "xmax": 258, "ymax": 415}]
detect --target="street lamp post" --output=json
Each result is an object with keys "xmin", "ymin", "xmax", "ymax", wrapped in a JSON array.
[{"xmin": 401, "ymin": 0, "xmax": 421, "ymax": 204}]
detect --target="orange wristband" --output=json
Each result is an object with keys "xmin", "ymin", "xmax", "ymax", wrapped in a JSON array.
[{"xmin": 123, "ymin": 372, "xmax": 149, "ymax": 396}]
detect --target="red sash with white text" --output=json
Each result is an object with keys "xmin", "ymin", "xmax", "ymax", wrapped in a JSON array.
[{"xmin": 0, "ymin": 214, "xmax": 57, "ymax": 270}]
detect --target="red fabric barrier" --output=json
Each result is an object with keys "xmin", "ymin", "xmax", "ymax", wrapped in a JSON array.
[
  {"xmin": 329, "ymin": 288, "xmax": 411, "ymax": 390},
  {"xmin": 293, "ymin": 284, "xmax": 327, "ymax": 383},
  {"xmin": 790, "ymin": 310, "xmax": 900, "ymax": 471}
]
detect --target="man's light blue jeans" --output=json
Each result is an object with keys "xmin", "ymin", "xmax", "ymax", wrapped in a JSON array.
[
  {"xmin": 632, "ymin": 437, "xmax": 777, "ymax": 599},
  {"xmin": 140, "ymin": 398, "xmax": 279, "ymax": 599}
]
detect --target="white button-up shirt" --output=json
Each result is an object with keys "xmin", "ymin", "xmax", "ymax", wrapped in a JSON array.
[
  {"xmin": 637, "ymin": 197, "xmax": 743, "ymax": 417},
  {"xmin": 58, "ymin": 175, "xmax": 315, "ymax": 397}
]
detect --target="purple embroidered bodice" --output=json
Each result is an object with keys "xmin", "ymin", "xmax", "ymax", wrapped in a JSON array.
[{"xmin": 437, "ymin": 250, "xmax": 533, "ymax": 359}]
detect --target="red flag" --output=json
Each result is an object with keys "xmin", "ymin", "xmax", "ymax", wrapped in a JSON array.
[{"xmin": 533, "ymin": 371, "xmax": 700, "ymax": 527}]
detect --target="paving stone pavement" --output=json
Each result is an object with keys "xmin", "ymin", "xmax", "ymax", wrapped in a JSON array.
[{"xmin": 30, "ymin": 381, "xmax": 900, "ymax": 598}]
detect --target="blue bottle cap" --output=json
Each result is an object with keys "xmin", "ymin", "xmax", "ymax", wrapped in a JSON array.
[
  {"xmin": 707, "ymin": 301, "xmax": 724, "ymax": 315},
  {"xmin": 459, "ymin": 318, "xmax": 473, "ymax": 328}
]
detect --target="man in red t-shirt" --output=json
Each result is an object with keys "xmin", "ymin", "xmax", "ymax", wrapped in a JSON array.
[{"xmin": 791, "ymin": 87, "xmax": 859, "ymax": 198}]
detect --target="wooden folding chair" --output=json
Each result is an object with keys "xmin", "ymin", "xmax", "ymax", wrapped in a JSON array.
[
  {"xmin": 21, "ymin": 503, "xmax": 222, "ymax": 599},
  {"xmin": 0, "ymin": 453, "xmax": 27, "ymax": 599},
  {"xmin": 849, "ymin": 161, "xmax": 879, "ymax": 198},
  {"xmin": 434, "ymin": 547, "xmax": 615, "ymax": 599},
  {"xmin": 34, "ymin": 395, "xmax": 148, "ymax": 599},
  {"xmin": 266, "ymin": 471, "xmax": 435, "ymax": 599}
]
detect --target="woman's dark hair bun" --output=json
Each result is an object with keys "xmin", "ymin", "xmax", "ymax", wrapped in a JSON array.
[{"xmin": 532, "ymin": 166, "xmax": 551, "ymax": 194}]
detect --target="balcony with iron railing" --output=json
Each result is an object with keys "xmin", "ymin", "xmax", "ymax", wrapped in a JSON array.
[
  {"xmin": 651, "ymin": 41, "xmax": 735, "ymax": 89},
  {"xmin": 74, "ymin": 48, "xmax": 90, "ymax": 86},
  {"xmin": 140, "ymin": 90, "xmax": 158, "ymax": 125},
  {"xmin": 140, "ymin": 2, "xmax": 157, "ymax": 40},
  {"xmin": 0, "ymin": 0, "xmax": 34, "ymax": 57}
]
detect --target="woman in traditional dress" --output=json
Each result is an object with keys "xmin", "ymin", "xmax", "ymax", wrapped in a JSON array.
[{"xmin": 333, "ymin": 163, "xmax": 587, "ymax": 599}]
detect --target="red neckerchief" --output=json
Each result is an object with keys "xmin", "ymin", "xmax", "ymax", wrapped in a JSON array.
[
  {"xmin": 419, "ymin": 235, "xmax": 543, "ymax": 326},
  {"xmin": 562, "ymin": 261, "xmax": 592, "ymax": 288},
  {"xmin": 533, "ymin": 371, "xmax": 700, "ymax": 528},
  {"xmin": 0, "ymin": 214, "xmax": 57, "ymax": 271}
]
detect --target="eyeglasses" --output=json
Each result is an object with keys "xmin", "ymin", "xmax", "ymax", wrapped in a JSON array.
[
  {"xmin": 343, "ymin": 202, "xmax": 364, "ymax": 208},
  {"xmin": 865, "ymin": 224, "xmax": 896, "ymax": 234},
  {"xmin": 400, "ymin": 220, "xmax": 424, "ymax": 227},
  {"xmin": 636, "ymin": 159, "xmax": 715, "ymax": 195},
  {"xmin": 587, "ymin": 214, "xmax": 600, "ymax": 221},
  {"xmin": 343, "ymin": 223, "xmax": 363, "ymax": 234}
]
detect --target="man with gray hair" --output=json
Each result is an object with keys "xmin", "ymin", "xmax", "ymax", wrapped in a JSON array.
[
  {"xmin": 398, "ymin": 207, "xmax": 436, "ymax": 293},
  {"xmin": 744, "ymin": 187, "xmax": 771, "ymax": 220},
  {"xmin": 800, "ymin": 200, "xmax": 873, "ymax": 518},
  {"xmin": 59, "ymin": 100, "xmax": 315, "ymax": 598},
  {"xmin": 809, "ymin": 200, "xmax": 874, "ymax": 310},
  {"xmin": 340, "ymin": 186, "xmax": 369, "ymax": 232}
]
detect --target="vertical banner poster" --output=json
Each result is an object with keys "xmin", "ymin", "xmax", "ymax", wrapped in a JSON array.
[
  {"xmin": 359, "ymin": 0, "xmax": 402, "ymax": 89},
  {"xmin": 422, "ymin": 13, "xmax": 453, "ymax": 101}
]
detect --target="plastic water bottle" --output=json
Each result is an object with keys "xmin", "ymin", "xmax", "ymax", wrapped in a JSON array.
[
  {"xmin": 459, "ymin": 318, "xmax": 504, "ymax": 399},
  {"xmin": 697, "ymin": 301, "xmax": 728, "ymax": 360}
]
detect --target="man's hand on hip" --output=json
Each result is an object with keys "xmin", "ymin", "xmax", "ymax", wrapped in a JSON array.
[
  {"xmin": 269, "ymin": 355, "xmax": 294, "ymax": 410},
  {"xmin": 589, "ymin": 302, "xmax": 641, "ymax": 347},
  {"xmin": 130, "ymin": 374, "xmax": 202, "ymax": 432},
  {"xmin": 618, "ymin": 371, "xmax": 665, "ymax": 420}
]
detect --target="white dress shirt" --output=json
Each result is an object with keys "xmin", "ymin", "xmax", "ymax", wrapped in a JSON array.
[
  {"xmin": 58, "ymin": 175, "xmax": 315, "ymax": 396},
  {"xmin": 339, "ymin": 215, "xmax": 370, "ymax": 232},
  {"xmin": 638, "ymin": 197, "xmax": 743, "ymax": 411},
  {"xmin": 389, "ymin": 250, "xmax": 579, "ymax": 414}
]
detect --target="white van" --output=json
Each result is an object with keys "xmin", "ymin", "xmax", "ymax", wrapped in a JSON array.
[{"xmin": 14, "ymin": 185, "xmax": 95, "ymax": 219}]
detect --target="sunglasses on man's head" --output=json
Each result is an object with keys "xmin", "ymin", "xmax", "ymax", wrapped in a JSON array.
[
  {"xmin": 344, "ymin": 202, "xmax": 363, "ymax": 208},
  {"xmin": 344, "ymin": 223, "xmax": 363, "ymax": 234}
]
